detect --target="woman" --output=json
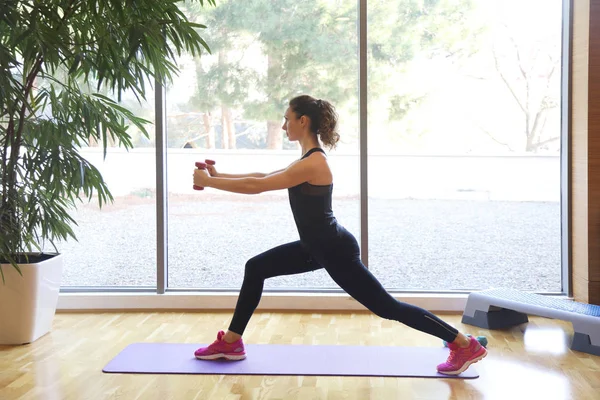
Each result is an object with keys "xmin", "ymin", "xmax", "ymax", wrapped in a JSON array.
[{"xmin": 192, "ymin": 95, "xmax": 487, "ymax": 375}]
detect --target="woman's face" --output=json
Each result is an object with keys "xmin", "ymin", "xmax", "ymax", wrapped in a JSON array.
[{"xmin": 282, "ymin": 108, "xmax": 303, "ymax": 141}]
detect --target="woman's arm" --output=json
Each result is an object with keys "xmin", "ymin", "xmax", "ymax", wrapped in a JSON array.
[
  {"xmin": 215, "ymin": 172, "xmax": 267, "ymax": 178},
  {"xmin": 215, "ymin": 169, "xmax": 285, "ymax": 179},
  {"xmin": 195, "ymin": 157, "xmax": 321, "ymax": 195}
]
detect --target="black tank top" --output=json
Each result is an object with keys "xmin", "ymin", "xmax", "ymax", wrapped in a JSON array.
[{"xmin": 288, "ymin": 148, "xmax": 338, "ymax": 245}]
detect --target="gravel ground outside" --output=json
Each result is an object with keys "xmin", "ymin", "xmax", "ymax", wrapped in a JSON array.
[{"xmin": 56, "ymin": 193, "xmax": 562, "ymax": 292}]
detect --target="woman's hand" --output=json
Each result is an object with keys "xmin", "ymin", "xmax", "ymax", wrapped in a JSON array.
[
  {"xmin": 206, "ymin": 163, "xmax": 219, "ymax": 177},
  {"xmin": 193, "ymin": 168, "xmax": 211, "ymax": 188}
]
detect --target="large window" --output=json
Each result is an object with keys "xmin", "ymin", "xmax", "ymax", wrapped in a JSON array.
[
  {"xmin": 367, "ymin": 0, "xmax": 563, "ymax": 291},
  {"xmin": 59, "ymin": 84, "xmax": 157, "ymax": 288},
  {"xmin": 58, "ymin": 0, "xmax": 565, "ymax": 294},
  {"xmin": 165, "ymin": 0, "xmax": 360, "ymax": 289}
]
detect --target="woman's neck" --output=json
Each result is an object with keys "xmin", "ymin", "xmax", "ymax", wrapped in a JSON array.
[{"xmin": 300, "ymin": 137, "xmax": 321, "ymax": 155}]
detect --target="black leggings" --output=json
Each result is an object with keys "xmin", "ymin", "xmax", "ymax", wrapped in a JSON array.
[{"xmin": 228, "ymin": 240, "xmax": 460, "ymax": 343}]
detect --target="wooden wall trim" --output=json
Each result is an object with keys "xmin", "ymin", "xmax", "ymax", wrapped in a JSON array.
[{"xmin": 571, "ymin": 0, "xmax": 600, "ymax": 304}]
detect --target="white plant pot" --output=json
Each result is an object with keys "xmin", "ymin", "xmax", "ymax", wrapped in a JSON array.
[{"xmin": 0, "ymin": 254, "xmax": 63, "ymax": 345}]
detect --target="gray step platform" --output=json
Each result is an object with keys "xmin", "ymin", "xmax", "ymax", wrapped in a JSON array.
[{"xmin": 461, "ymin": 288, "xmax": 600, "ymax": 356}]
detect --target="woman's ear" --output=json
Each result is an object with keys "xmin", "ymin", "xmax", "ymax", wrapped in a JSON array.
[{"xmin": 300, "ymin": 115, "xmax": 308, "ymax": 128}]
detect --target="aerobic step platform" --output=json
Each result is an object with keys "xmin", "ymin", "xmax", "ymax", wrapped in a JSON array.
[{"xmin": 462, "ymin": 288, "xmax": 600, "ymax": 356}]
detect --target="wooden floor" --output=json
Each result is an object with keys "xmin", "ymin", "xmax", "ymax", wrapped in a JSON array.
[{"xmin": 1, "ymin": 311, "xmax": 599, "ymax": 400}]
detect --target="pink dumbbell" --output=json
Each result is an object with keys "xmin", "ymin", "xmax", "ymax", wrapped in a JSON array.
[{"xmin": 193, "ymin": 159, "xmax": 216, "ymax": 190}]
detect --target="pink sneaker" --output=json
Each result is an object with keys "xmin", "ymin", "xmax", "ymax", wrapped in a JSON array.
[
  {"xmin": 194, "ymin": 330, "xmax": 246, "ymax": 361},
  {"xmin": 437, "ymin": 335, "xmax": 487, "ymax": 375}
]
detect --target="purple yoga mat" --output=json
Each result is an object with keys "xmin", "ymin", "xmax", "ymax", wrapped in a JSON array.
[{"xmin": 102, "ymin": 343, "xmax": 479, "ymax": 379}]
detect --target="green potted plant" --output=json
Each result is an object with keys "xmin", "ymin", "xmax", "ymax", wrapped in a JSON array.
[{"xmin": 0, "ymin": 0, "xmax": 214, "ymax": 345}]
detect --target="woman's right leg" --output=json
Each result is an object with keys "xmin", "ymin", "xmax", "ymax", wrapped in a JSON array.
[
  {"xmin": 227, "ymin": 241, "xmax": 322, "ymax": 336},
  {"xmin": 195, "ymin": 241, "xmax": 321, "ymax": 359}
]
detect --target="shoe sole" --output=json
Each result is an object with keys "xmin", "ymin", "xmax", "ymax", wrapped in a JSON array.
[
  {"xmin": 437, "ymin": 348, "xmax": 488, "ymax": 376},
  {"xmin": 195, "ymin": 353, "xmax": 246, "ymax": 361}
]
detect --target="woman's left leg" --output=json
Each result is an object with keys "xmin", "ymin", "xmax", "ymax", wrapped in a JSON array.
[
  {"xmin": 317, "ymin": 231, "xmax": 487, "ymax": 375},
  {"xmin": 323, "ymin": 252, "xmax": 460, "ymax": 343}
]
